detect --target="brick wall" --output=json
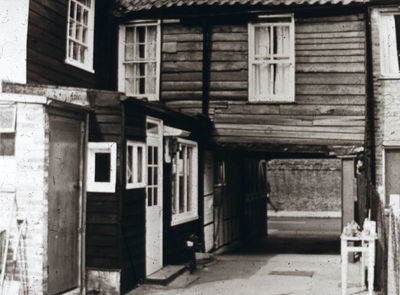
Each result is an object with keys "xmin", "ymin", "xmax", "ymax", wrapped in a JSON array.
[
  {"xmin": 0, "ymin": 95, "xmax": 47, "ymax": 294},
  {"xmin": 267, "ymin": 159, "xmax": 341, "ymax": 212}
]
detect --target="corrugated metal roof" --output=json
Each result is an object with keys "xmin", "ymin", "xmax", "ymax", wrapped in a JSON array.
[{"xmin": 115, "ymin": 0, "xmax": 368, "ymax": 12}]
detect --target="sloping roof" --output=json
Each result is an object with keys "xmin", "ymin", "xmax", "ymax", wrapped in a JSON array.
[{"xmin": 116, "ymin": 0, "xmax": 368, "ymax": 12}]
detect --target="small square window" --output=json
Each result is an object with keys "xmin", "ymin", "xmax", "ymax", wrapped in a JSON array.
[
  {"xmin": 248, "ymin": 15, "xmax": 295, "ymax": 102},
  {"xmin": 87, "ymin": 142, "xmax": 116, "ymax": 193},
  {"xmin": 380, "ymin": 13, "xmax": 400, "ymax": 76},
  {"xmin": 65, "ymin": 0, "xmax": 95, "ymax": 72},
  {"xmin": 126, "ymin": 140, "xmax": 146, "ymax": 189}
]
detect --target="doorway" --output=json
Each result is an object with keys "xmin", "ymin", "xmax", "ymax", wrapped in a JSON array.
[{"xmin": 145, "ymin": 117, "xmax": 163, "ymax": 275}]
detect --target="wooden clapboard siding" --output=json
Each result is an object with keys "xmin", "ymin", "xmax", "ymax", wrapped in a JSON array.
[
  {"xmin": 208, "ymin": 13, "xmax": 366, "ymax": 149},
  {"xmin": 27, "ymin": 0, "xmax": 117, "ymax": 89},
  {"xmin": 161, "ymin": 24, "xmax": 203, "ymax": 103}
]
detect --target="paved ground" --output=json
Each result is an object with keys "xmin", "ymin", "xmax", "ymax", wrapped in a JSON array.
[{"xmin": 128, "ymin": 235, "xmax": 374, "ymax": 295}]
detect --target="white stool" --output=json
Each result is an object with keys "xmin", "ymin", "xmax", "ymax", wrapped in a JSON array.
[{"xmin": 341, "ymin": 234, "xmax": 376, "ymax": 295}]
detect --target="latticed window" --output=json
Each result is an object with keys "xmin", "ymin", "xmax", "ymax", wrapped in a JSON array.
[
  {"xmin": 66, "ymin": 0, "xmax": 95, "ymax": 72},
  {"xmin": 119, "ymin": 22, "xmax": 160, "ymax": 101},
  {"xmin": 380, "ymin": 13, "xmax": 400, "ymax": 76},
  {"xmin": 126, "ymin": 141, "xmax": 146, "ymax": 189},
  {"xmin": 248, "ymin": 15, "xmax": 295, "ymax": 102},
  {"xmin": 171, "ymin": 139, "xmax": 198, "ymax": 226}
]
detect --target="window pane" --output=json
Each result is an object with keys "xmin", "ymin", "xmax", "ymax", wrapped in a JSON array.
[
  {"xmin": 0, "ymin": 133, "xmax": 15, "ymax": 156},
  {"xmin": 69, "ymin": 20, "xmax": 76, "ymax": 39},
  {"xmin": 274, "ymin": 26, "xmax": 290, "ymax": 58},
  {"xmin": 254, "ymin": 64, "xmax": 271, "ymax": 97},
  {"xmin": 187, "ymin": 147, "xmax": 192, "ymax": 212},
  {"xmin": 395, "ymin": 15, "xmax": 400, "ymax": 71},
  {"xmin": 153, "ymin": 187, "xmax": 158, "ymax": 205},
  {"xmin": 148, "ymin": 146, "xmax": 153, "ymax": 164},
  {"xmin": 146, "ymin": 63, "xmax": 157, "ymax": 94},
  {"xmin": 153, "ymin": 165, "xmax": 157, "ymax": 185},
  {"xmin": 172, "ymin": 157, "xmax": 177, "ymax": 214},
  {"xmin": 146, "ymin": 26, "xmax": 157, "ymax": 59},
  {"xmin": 274, "ymin": 63, "xmax": 291, "ymax": 96},
  {"xmin": 148, "ymin": 187, "xmax": 153, "ymax": 206},
  {"xmin": 83, "ymin": 9, "xmax": 88, "ymax": 26},
  {"xmin": 70, "ymin": 2, "xmax": 75, "ymax": 18},
  {"xmin": 95, "ymin": 153, "xmax": 111, "ymax": 182},
  {"xmin": 255, "ymin": 26, "xmax": 270, "ymax": 58},
  {"xmin": 137, "ymin": 26, "xmax": 145, "ymax": 43},
  {"xmin": 153, "ymin": 146, "xmax": 158, "ymax": 164},
  {"xmin": 125, "ymin": 27, "xmax": 135, "ymax": 61},
  {"xmin": 148, "ymin": 166, "xmax": 152, "ymax": 185},
  {"xmin": 76, "ymin": 5, "xmax": 82, "ymax": 23},
  {"xmin": 137, "ymin": 146, "xmax": 143, "ymax": 183},
  {"xmin": 147, "ymin": 121, "xmax": 159, "ymax": 135},
  {"xmin": 80, "ymin": 46, "xmax": 86, "ymax": 63},
  {"xmin": 179, "ymin": 174, "xmax": 184, "ymax": 213},
  {"xmin": 127, "ymin": 145, "xmax": 133, "ymax": 183}
]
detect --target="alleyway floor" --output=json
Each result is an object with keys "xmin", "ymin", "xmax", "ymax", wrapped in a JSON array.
[{"xmin": 128, "ymin": 236, "xmax": 375, "ymax": 295}]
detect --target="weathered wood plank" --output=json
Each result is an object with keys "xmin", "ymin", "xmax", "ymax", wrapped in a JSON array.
[
  {"xmin": 297, "ymin": 14, "xmax": 364, "ymax": 23},
  {"xmin": 296, "ymin": 49, "xmax": 364, "ymax": 56},
  {"xmin": 162, "ymin": 52, "xmax": 203, "ymax": 61},
  {"xmin": 162, "ymin": 72, "xmax": 203, "ymax": 81},
  {"xmin": 296, "ymin": 37, "xmax": 365, "ymax": 45},
  {"xmin": 211, "ymin": 33, "xmax": 247, "ymax": 41},
  {"xmin": 163, "ymin": 33, "xmax": 203, "ymax": 42},
  {"xmin": 212, "ymin": 26, "xmax": 247, "ymax": 33},
  {"xmin": 296, "ymin": 43, "xmax": 365, "ymax": 50},
  {"xmin": 296, "ymin": 55, "xmax": 364, "ymax": 63},
  {"xmin": 297, "ymin": 63, "xmax": 365, "ymax": 73},
  {"xmin": 210, "ymin": 62, "xmax": 247, "ymax": 71},
  {"xmin": 162, "ymin": 81, "xmax": 203, "ymax": 90},
  {"xmin": 210, "ymin": 71, "xmax": 248, "ymax": 81},
  {"xmin": 213, "ymin": 136, "xmax": 364, "ymax": 145},
  {"xmin": 210, "ymin": 91, "xmax": 247, "ymax": 99},
  {"xmin": 211, "ymin": 52, "xmax": 248, "ymax": 61},
  {"xmin": 296, "ymin": 73, "xmax": 365, "ymax": 85},
  {"xmin": 210, "ymin": 81, "xmax": 247, "ymax": 90},
  {"xmin": 296, "ymin": 84, "xmax": 365, "ymax": 95},
  {"xmin": 296, "ymin": 21, "xmax": 364, "ymax": 33},
  {"xmin": 162, "ymin": 91, "xmax": 203, "ymax": 100},
  {"xmin": 211, "ymin": 42, "xmax": 247, "ymax": 51},
  {"xmin": 296, "ymin": 31, "xmax": 364, "ymax": 39},
  {"xmin": 176, "ymin": 42, "xmax": 203, "ymax": 51},
  {"xmin": 162, "ymin": 61, "xmax": 202, "ymax": 72},
  {"xmin": 163, "ymin": 25, "xmax": 202, "ymax": 34},
  {"xmin": 214, "ymin": 123, "xmax": 364, "ymax": 134},
  {"xmin": 279, "ymin": 105, "xmax": 364, "ymax": 116},
  {"xmin": 295, "ymin": 95, "xmax": 365, "ymax": 105},
  {"xmin": 213, "ymin": 114, "xmax": 365, "ymax": 127}
]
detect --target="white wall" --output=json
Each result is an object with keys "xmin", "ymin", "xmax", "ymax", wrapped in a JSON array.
[{"xmin": 0, "ymin": 0, "xmax": 30, "ymax": 91}]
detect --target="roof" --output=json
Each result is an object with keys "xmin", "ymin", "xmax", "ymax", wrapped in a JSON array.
[{"xmin": 115, "ymin": 0, "xmax": 368, "ymax": 12}]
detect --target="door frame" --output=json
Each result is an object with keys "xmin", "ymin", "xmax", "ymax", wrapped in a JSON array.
[
  {"xmin": 145, "ymin": 116, "xmax": 163, "ymax": 276},
  {"xmin": 46, "ymin": 106, "xmax": 88, "ymax": 294}
]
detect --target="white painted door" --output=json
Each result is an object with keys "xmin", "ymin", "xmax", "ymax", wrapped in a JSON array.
[{"xmin": 146, "ymin": 118, "xmax": 163, "ymax": 275}]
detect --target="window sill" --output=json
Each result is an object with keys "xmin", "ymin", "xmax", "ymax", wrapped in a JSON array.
[
  {"xmin": 65, "ymin": 59, "xmax": 95, "ymax": 74},
  {"xmin": 126, "ymin": 183, "xmax": 146, "ymax": 190},
  {"xmin": 171, "ymin": 214, "xmax": 198, "ymax": 226},
  {"xmin": 377, "ymin": 74, "xmax": 400, "ymax": 80}
]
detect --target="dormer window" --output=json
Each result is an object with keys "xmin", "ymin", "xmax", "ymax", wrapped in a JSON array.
[
  {"xmin": 65, "ymin": 0, "xmax": 95, "ymax": 73},
  {"xmin": 118, "ymin": 21, "xmax": 161, "ymax": 101}
]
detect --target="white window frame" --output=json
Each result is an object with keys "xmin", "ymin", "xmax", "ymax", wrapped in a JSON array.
[
  {"xmin": 87, "ymin": 142, "xmax": 116, "ymax": 193},
  {"xmin": 379, "ymin": 10, "xmax": 400, "ymax": 78},
  {"xmin": 248, "ymin": 14, "xmax": 295, "ymax": 102},
  {"xmin": 118, "ymin": 20, "xmax": 161, "ymax": 101},
  {"xmin": 126, "ymin": 140, "xmax": 146, "ymax": 189},
  {"xmin": 65, "ymin": 0, "xmax": 95, "ymax": 73},
  {"xmin": 171, "ymin": 138, "xmax": 198, "ymax": 226}
]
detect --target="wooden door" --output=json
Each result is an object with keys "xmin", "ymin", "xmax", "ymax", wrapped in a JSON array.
[
  {"xmin": 48, "ymin": 113, "xmax": 84, "ymax": 294},
  {"xmin": 146, "ymin": 118, "xmax": 163, "ymax": 276}
]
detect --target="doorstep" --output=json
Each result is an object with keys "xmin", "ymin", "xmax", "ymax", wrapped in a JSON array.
[{"xmin": 144, "ymin": 265, "xmax": 186, "ymax": 286}]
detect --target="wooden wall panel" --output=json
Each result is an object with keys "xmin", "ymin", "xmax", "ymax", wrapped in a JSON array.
[{"xmin": 27, "ymin": 0, "xmax": 117, "ymax": 89}]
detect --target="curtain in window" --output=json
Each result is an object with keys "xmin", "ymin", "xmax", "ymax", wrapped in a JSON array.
[
  {"xmin": 254, "ymin": 27, "xmax": 270, "ymax": 97},
  {"xmin": 275, "ymin": 26, "xmax": 291, "ymax": 96}
]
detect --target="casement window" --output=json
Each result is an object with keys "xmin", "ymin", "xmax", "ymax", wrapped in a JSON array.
[
  {"xmin": 118, "ymin": 21, "xmax": 161, "ymax": 101},
  {"xmin": 248, "ymin": 15, "xmax": 295, "ymax": 102},
  {"xmin": 0, "ymin": 104, "xmax": 16, "ymax": 156},
  {"xmin": 87, "ymin": 142, "xmax": 116, "ymax": 193},
  {"xmin": 380, "ymin": 13, "xmax": 400, "ymax": 77},
  {"xmin": 65, "ymin": 0, "xmax": 95, "ymax": 72},
  {"xmin": 126, "ymin": 140, "xmax": 146, "ymax": 189},
  {"xmin": 171, "ymin": 138, "xmax": 198, "ymax": 226}
]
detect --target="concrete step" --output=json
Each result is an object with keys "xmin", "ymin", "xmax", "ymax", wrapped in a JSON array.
[
  {"xmin": 144, "ymin": 265, "xmax": 186, "ymax": 286},
  {"xmin": 168, "ymin": 271, "xmax": 200, "ymax": 288}
]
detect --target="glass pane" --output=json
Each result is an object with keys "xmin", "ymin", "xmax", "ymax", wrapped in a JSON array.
[
  {"xmin": 127, "ymin": 145, "xmax": 133, "ymax": 183},
  {"xmin": 76, "ymin": 23, "xmax": 82, "ymax": 41},
  {"xmin": 254, "ymin": 64, "xmax": 271, "ymax": 97},
  {"xmin": 148, "ymin": 146, "xmax": 152, "ymax": 164},
  {"xmin": 83, "ymin": 9, "xmax": 88, "ymax": 26},
  {"xmin": 255, "ymin": 26, "xmax": 270, "ymax": 58},
  {"xmin": 70, "ymin": 2, "xmax": 75, "ymax": 18},
  {"xmin": 148, "ymin": 187, "xmax": 152, "ymax": 206},
  {"xmin": 94, "ymin": 152, "xmax": 111, "ymax": 182},
  {"xmin": 153, "ymin": 187, "xmax": 158, "ymax": 206},
  {"xmin": 146, "ymin": 63, "xmax": 157, "ymax": 94},
  {"xmin": 148, "ymin": 166, "xmax": 152, "ymax": 185},
  {"xmin": 76, "ymin": 5, "xmax": 82, "ymax": 23},
  {"xmin": 274, "ymin": 63, "xmax": 291, "ymax": 96},
  {"xmin": 274, "ymin": 26, "xmax": 290, "ymax": 58},
  {"xmin": 137, "ymin": 146, "xmax": 143, "ymax": 183},
  {"xmin": 153, "ymin": 165, "xmax": 157, "ymax": 185},
  {"xmin": 0, "ymin": 133, "xmax": 15, "ymax": 156},
  {"xmin": 82, "ymin": 28, "xmax": 87, "ymax": 44},
  {"xmin": 179, "ymin": 174, "xmax": 184, "ymax": 213},
  {"xmin": 147, "ymin": 122, "xmax": 159, "ymax": 135},
  {"xmin": 137, "ymin": 26, "xmax": 145, "ymax": 43},
  {"xmin": 125, "ymin": 28, "xmax": 135, "ymax": 61},
  {"xmin": 395, "ymin": 15, "xmax": 400, "ymax": 71},
  {"xmin": 146, "ymin": 26, "xmax": 157, "ymax": 59},
  {"xmin": 80, "ymin": 46, "xmax": 86, "ymax": 63},
  {"xmin": 187, "ymin": 147, "xmax": 192, "ymax": 212},
  {"xmin": 73, "ymin": 43, "xmax": 79, "ymax": 60},
  {"xmin": 172, "ymin": 158, "xmax": 176, "ymax": 214},
  {"xmin": 69, "ymin": 20, "xmax": 75, "ymax": 39},
  {"xmin": 154, "ymin": 146, "xmax": 158, "ymax": 164}
]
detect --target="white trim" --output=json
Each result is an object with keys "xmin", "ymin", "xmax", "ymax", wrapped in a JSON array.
[
  {"xmin": 65, "ymin": 0, "xmax": 95, "ymax": 73},
  {"xmin": 171, "ymin": 138, "xmax": 199, "ymax": 226},
  {"xmin": 248, "ymin": 15, "xmax": 295, "ymax": 103},
  {"xmin": 378, "ymin": 10, "xmax": 400, "ymax": 76},
  {"xmin": 118, "ymin": 21, "xmax": 161, "ymax": 101},
  {"xmin": 126, "ymin": 140, "xmax": 146, "ymax": 189},
  {"xmin": 87, "ymin": 142, "xmax": 116, "ymax": 193},
  {"xmin": 0, "ymin": 104, "xmax": 16, "ymax": 133}
]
